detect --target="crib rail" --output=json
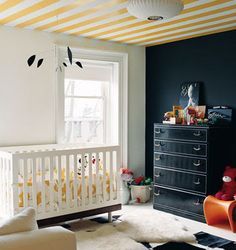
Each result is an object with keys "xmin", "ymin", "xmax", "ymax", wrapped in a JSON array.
[{"xmin": 0, "ymin": 145, "xmax": 120, "ymax": 220}]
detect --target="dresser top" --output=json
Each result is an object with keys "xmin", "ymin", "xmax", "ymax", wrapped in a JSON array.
[
  {"xmin": 154, "ymin": 123, "xmax": 210, "ymax": 129},
  {"xmin": 153, "ymin": 123, "xmax": 230, "ymax": 129}
]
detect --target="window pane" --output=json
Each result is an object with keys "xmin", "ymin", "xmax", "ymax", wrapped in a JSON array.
[
  {"xmin": 65, "ymin": 98, "xmax": 103, "ymax": 119},
  {"xmin": 64, "ymin": 97, "xmax": 104, "ymax": 144},
  {"xmin": 65, "ymin": 79, "xmax": 103, "ymax": 97},
  {"xmin": 64, "ymin": 120, "xmax": 103, "ymax": 144}
]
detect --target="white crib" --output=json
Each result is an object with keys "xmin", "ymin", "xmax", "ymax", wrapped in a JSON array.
[{"xmin": 0, "ymin": 144, "xmax": 121, "ymax": 224}]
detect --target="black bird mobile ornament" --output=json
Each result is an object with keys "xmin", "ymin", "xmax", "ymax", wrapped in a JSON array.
[{"xmin": 27, "ymin": 46, "xmax": 83, "ymax": 71}]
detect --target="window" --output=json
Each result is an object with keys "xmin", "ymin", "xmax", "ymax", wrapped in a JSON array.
[
  {"xmin": 64, "ymin": 79, "xmax": 106, "ymax": 144},
  {"xmin": 63, "ymin": 60, "xmax": 118, "ymax": 145},
  {"xmin": 56, "ymin": 47, "xmax": 128, "ymax": 166}
]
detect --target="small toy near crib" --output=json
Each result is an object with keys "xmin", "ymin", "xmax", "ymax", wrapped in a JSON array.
[{"xmin": 0, "ymin": 144, "xmax": 121, "ymax": 225}]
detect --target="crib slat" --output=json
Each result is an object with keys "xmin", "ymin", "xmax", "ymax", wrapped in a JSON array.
[
  {"xmin": 32, "ymin": 158, "xmax": 37, "ymax": 209},
  {"xmin": 49, "ymin": 157, "xmax": 54, "ymax": 212},
  {"xmin": 66, "ymin": 155, "xmax": 70, "ymax": 209},
  {"xmin": 58, "ymin": 156, "xmax": 62, "ymax": 210},
  {"xmin": 7, "ymin": 159, "xmax": 11, "ymax": 214},
  {"xmin": 2, "ymin": 159, "xmax": 6, "ymax": 216},
  {"xmin": 23, "ymin": 159, "xmax": 28, "ymax": 208},
  {"xmin": 102, "ymin": 152, "xmax": 107, "ymax": 202},
  {"xmin": 4, "ymin": 159, "xmax": 9, "ymax": 216},
  {"xmin": 81, "ymin": 154, "xmax": 86, "ymax": 207},
  {"xmin": 4, "ymin": 159, "xmax": 8, "ymax": 216},
  {"xmin": 88, "ymin": 154, "xmax": 92, "ymax": 205},
  {"xmin": 41, "ymin": 158, "xmax": 46, "ymax": 213},
  {"xmin": 3, "ymin": 159, "xmax": 6, "ymax": 215},
  {"xmin": 6, "ymin": 159, "xmax": 11, "ymax": 215},
  {"xmin": 116, "ymin": 151, "xmax": 121, "ymax": 200},
  {"xmin": 0, "ymin": 158, "xmax": 3, "ymax": 215},
  {"xmin": 77, "ymin": 155, "xmax": 82, "ymax": 207},
  {"xmin": 109, "ymin": 152, "xmax": 114, "ymax": 201},
  {"xmin": 8, "ymin": 159, "xmax": 13, "ymax": 215},
  {"xmin": 95, "ymin": 153, "xmax": 99, "ymax": 204},
  {"xmin": 113, "ymin": 151, "xmax": 120, "ymax": 199},
  {"xmin": 11, "ymin": 157, "xmax": 18, "ymax": 216},
  {"xmin": 73, "ymin": 155, "xmax": 78, "ymax": 208},
  {"xmin": 2, "ymin": 158, "xmax": 6, "ymax": 216}
]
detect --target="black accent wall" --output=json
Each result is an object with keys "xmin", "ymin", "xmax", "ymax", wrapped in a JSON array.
[{"xmin": 146, "ymin": 30, "xmax": 236, "ymax": 177}]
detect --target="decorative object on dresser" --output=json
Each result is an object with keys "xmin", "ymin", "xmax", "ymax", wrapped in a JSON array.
[
  {"xmin": 153, "ymin": 123, "xmax": 231, "ymax": 222},
  {"xmin": 208, "ymin": 106, "xmax": 232, "ymax": 125},
  {"xmin": 179, "ymin": 82, "xmax": 200, "ymax": 110}
]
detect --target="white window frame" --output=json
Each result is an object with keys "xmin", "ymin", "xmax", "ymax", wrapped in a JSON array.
[{"xmin": 55, "ymin": 46, "xmax": 128, "ymax": 168}]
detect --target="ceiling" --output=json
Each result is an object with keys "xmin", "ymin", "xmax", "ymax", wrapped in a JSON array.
[{"xmin": 0, "ymin": 0, "xmax": 236, "ymax": 47}]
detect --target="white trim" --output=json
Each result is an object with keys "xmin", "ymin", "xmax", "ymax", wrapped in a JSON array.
[
  {"xmin": 120, "ymin": 53, "xmax": 128, "ymax": 169},
  {"xmin": 55, "ymin": 46, "xmax": 128, "ymax": 168}
]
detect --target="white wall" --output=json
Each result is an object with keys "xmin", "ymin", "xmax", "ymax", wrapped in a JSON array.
[{"xmin": 0, "ymin": 26, "xmax": 145, "ymax": 176}]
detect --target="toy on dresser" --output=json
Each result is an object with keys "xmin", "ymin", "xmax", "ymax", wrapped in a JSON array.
[{"xmin": 215, "ymin": 166, "xmax": 236, "ymax": 201}]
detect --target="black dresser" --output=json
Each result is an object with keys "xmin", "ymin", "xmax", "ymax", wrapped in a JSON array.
[{"xmin": 153, "ymin": 123, "xmax": 230, "ymax": 222}]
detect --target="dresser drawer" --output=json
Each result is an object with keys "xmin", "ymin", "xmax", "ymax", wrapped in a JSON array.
[
  {"xmin": 154, "ymin": 152, "xmax": 206, "ymax": 173},
  {"xmin": 154, "ymin": 168, "xmax": 206, "ymax": 193},
  {"xmin": 154, "ymin": 139, "xmax": 207, "ymax": 157},
  {"xmin": 153, "ymin": 186, "xmax": 204, "ymax": 217},
  {"xmin": 154, "ymin": 126, "xmax": 207, "ymax": 142}
]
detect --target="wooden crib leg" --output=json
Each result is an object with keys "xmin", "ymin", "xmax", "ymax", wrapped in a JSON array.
[{"xmin": 108, "ymin": 212, "xmax": 112, "ymax": 222}]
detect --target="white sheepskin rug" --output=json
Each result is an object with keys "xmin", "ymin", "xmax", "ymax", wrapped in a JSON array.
[
  {"xmin": 115, "ymin": 209, "xmax": 196, "ymax": 243},
  {"xmin": 75, "ymin": 224, "xmax": 147, "ymax": 250}
]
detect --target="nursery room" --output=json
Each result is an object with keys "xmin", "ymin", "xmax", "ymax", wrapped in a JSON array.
[{"xmin": 0, "ymin": 0, "xmax": 236, "ymax": 249}]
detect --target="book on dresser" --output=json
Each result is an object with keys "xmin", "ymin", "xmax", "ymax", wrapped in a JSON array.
[{"xmin": 153, "ymin": 123, "xmax": 231, "ymax": 222}]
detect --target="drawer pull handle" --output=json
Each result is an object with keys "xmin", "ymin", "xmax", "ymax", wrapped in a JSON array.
[
  {"xmin": 155, "ymin": 172, "xmax": 161, "ymax": 178},
  {"xmin": 155, "ymin": 190, "xmax": 160, "ymax": 196},
  {"xmin": 193, "ymin": 160, "xmax": 201, "ymax": 167},
  {"xmin": 155, "ymin": 156, "xmax": 162, "ymax": 161},
  {"xmin": 155, "ymin": 142, "xmax": 164, "ymax": 147},
  {"xmin": 193, "ymin": 178, "xmax": 200, "ymax": 185},
  {"xmin": 193, "ymin": 146, "xmax": 201, "ymax": 151},
  {"xmin": 193, "ymin": 131, "xmax": 201, "ymax": 137},
  {"xmin": 193, "ymin": 199, "xmax": 201, "ymax": 206},
  {"xmin": 155, "ymin": 129, "xmax": 161, "ymax": 134}
]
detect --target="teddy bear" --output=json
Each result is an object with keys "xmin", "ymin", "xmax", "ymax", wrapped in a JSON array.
[{"xmin": 215, "ymin": 166, "xmax": 236, "ymax": 201}]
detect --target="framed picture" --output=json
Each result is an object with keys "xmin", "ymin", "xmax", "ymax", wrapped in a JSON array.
[{"xmin": 179, "ymin": 82, "xmax": 200, "ymax": 110}]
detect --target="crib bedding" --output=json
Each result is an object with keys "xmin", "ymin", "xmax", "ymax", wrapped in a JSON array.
[{"xmin": 18, "ymin": 168, "xmax": 117, "ymax": 210}]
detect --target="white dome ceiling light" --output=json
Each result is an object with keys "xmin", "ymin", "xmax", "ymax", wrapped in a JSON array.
[{"xmin": 127, "ymin": 0, "xmax": 184, "ymax": 21}]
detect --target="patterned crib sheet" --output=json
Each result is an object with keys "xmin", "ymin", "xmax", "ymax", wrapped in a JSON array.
[{"xmin": 18, "ymin": 166, "xmax": 117, "ymax": 209}]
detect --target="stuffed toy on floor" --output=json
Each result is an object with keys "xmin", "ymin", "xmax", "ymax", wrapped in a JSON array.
[{"xmin": 215, "ymin": 166, "xmax": 236, "ymax": 201}]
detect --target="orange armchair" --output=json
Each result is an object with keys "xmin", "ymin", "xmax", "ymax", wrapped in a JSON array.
[{"xmin": 203, "ymin": 195, "xmax": 236, "ymax": 233}]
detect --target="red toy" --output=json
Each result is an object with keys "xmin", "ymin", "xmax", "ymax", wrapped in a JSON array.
[{"xmin": 215, "ymin": 166, "xmax": 236, "ymax": 201}]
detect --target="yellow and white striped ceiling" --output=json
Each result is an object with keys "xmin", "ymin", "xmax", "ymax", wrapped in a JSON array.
[{"xmin": 0, "ymin": 0, "xmax": 236, "ymax": 47}]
